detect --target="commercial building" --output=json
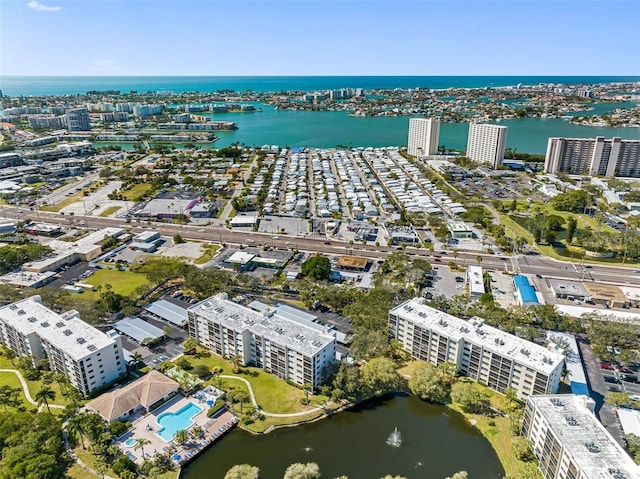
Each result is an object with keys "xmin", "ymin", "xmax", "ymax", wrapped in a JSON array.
[
  {"xmin": 187, "ymin": 293, "xmax": 336, "ymax": 388},
  {"xmin": 521, "ymin": 394, "xmax": 640, "ymax": 479},
  {"xmin": 389, "ymin": 299, "xmax": 565, "ymax": 399},
  {"xmin": 466, "ymin": 123, "xmax": 508, "ymax": 168},
  {"xmin": 407, "ymin": 118, "xmax": 440, "ymax": 157},
  {"xmin": 0, "ymin": 296, "xmax": 126, "ymax": 396},
  {"xmin": 65, "ymin": 107, "xmax": 91, "ymax": 131},
  {"xmin": 514, "ymin": 275, "xmax": 540, "ymax": 306},
  {"xmin": 447, "ymin": 222, "xmax": 473, "ymax": 239},
  {"xmin": 467, "ymin": 265, "xmax": 485, "ymax": 299},
  {"xmin": 544, "ymin": 136, "xmax": 640, "ymax": 178},
  {"xmin": 23, "ymin": 227, "xmax": 124, "ymax": 272}
]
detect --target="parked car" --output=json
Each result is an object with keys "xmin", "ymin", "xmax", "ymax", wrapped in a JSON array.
[
  {"xmin": 600, "ymin": 363, "xmax": 615, "ymax": 371},
  {"xmin": 604, "ymin": 375, "xmax": 622, "ymax": 384},
  {"xmin": 622, "ymin": 374, "xmax": 638, "ymax": 383}
]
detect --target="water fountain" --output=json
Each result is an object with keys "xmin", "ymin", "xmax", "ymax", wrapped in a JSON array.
[{"xmin": 386, "ymin": 427, "xmax": 402, "ymax": 447}]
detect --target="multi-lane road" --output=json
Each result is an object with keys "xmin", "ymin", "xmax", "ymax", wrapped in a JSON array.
[{"xmin": 6, "ymin": 205, "xmax": 640, "ymax": 288}]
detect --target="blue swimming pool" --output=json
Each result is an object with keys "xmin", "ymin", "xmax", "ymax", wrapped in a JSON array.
[
  {"xmin": 124, "ymin": 438, "xmax": 137, "ymax": 448},
  {"xmin": 156, "ymin": 402, "xmax": 203, "ymax": 442}
]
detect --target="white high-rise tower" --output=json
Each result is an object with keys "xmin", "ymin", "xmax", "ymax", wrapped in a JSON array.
[
  {"xmin": 408, "ymin": 118, "xmax": 440, "ymax": 157},
  {"xmin": 466, "ymin": 123, "xmax": 507, "ymax": 168}
]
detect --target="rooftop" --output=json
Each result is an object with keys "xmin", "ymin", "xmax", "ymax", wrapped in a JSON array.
[
  {"xmin": 584, "ymin": 282, "xmax": 627, "ymax": 303},
  {"xmin": 391, "ymin": 299, "xmax": 564, "ymax": 374},
  {"xmin": 528, "ymin": 395, "xmax": 640, "ymax": 479},
  {"xmin": 467, "ymin": 265, "xmax": 485, "ymax": 295},
  {"xmin": 144, "ymin": 300, "xmax": 188, "ymax": 327},
  {"xmin": 548, "ymin": 278, "xmax": 589, "ymax": 298},
  {"xmin": 0, "ymin": 296, "xmax": 117, "ymax": 360},
  {"xmin": 190, "ymin": 294, "xmax": 334, "ymax": 356},
  {"xmin": 86, "ymin": 370, "xmax": 179, "ymax": 422},
  {"xmin": 336, "ymin": 255, "xmax": 369, "ymax": 270}
]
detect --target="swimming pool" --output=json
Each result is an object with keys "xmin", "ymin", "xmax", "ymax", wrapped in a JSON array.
[
  {"xmin": 124, "ymin": 438, "xmax": 137, "ymax": 448},
  {"xmin": 156, "ymin": 402, "xmax": 203, "ymax": 442}
]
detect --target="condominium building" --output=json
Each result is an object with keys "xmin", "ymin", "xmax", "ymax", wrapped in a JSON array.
[
  {"xmin": 466, "ymin": 123, "xmax": 508, "ymax": 168},
  {"xmin": 388, "ymin": 299, "xmax": 565, "ymax": 399},
  {"xmin": 522, "ymin": 394, "xmax": 640, "ymax": 479},
  {"xmin": 408, "ymin": 118, "xmax": 440, "ymax": 157},
  {"xmin": 187, "ymin": 293, "xmax": 336, "ymax": 388},
  {"xmin": 65, "ymin": 107, "xmax": 91, "ymax": 131},
  {"xmin": 0, "ymin": 296, "xmax": 126, "ymax": 396},
  {"xmin": 544, "ymin": 136, "xmax": 640, "ymax": 178}
]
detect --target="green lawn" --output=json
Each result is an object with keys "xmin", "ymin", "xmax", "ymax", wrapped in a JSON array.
[
  {"xmin": 99, "ymin": 206, "xmax": 121, "ymax": 217},
  {"xmin": 120, "ymin": 183, "xmax": 153, "ymax": 202},
  {"xmin": 84, "ymin": 269, "xmax": 150, "ymax": 298},
  {"xmin": 184, "ymin": 350, "xmax": 328, "ymax": 415},
  {"xmin": 499, "ymin": 201, "xmax": 640, "ymax": 267},
  {"xmin": 194, "ymin": 243, "xmax": 221, "ymax": 265}
]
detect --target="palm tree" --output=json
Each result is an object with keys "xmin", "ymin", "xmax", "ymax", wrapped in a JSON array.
[
  {"xmin": 67, "ymin": 415, "xmax": 87, "ymax": 449},
  {"xmin": 35, "ymin": 385, "xmax": 56, "ymax": 413},
  {"xmin": 129, "ymin": 352, "xmax": 143, "ymax": 371},
  {"xmin": 303, "ymin": 382, "xmax": 312, "ymax": 405},
  {"xmin": 174, "ymin": 429, "xmax": 189, "ymax": 446},
  {"xmin": 230, "ymin": 355, "xmax": 242, "ymax": 373},
  {"xmin": 135, "ymin": 437, "xmax": 151, "ymax": 459},
  {"xmin": 0, "ymin": 385, "xmax": 19, "ymax": 412},
  {"xmin": 191, "ymin": 425, "xmax": 203, "ymax": 439},
  {"xmin": 53, "ymin": 372, "xmax": 69, "ymax": 394}
]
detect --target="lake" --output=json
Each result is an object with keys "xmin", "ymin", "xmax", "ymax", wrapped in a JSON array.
[{"xmin": 181, "ymin": 394, "xmax": 505, "ymax": 479}]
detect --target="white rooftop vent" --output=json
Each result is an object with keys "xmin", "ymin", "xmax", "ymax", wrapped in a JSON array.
[
  {"xmin": 565, "ymin": 416, "xmax": 579, "ymax": 426},
  {"xmin": 18, "ymin": 309, "xmax": 26, "ymax": 315},
  {"xmin": 28, "ymin": 317, "xmax": 37, "ymax": 323},
  {"xmin": 56, "ymin": 322, "xmax": 65, "ymax": 328},
  {"xmin": 9, "ymin": 304, "xmax": 18, "ymax": 310},
  {"xmin": 520, "ymin": 348, "xmax": 531, "ymax": 356},
  {"xmin": 76, "ymin": 337, "xmax": 86, "ymax": 344},
  {"xmin": 63, "ymin": 329, "xmax": 73, "ymax": 336},
  {"xmin": 87, "ymin": 344, "xmax": 97, "ymax": 352},
  {"xmin": 40, "ymin": 321, "xmax": 50, "ymax": 328}
]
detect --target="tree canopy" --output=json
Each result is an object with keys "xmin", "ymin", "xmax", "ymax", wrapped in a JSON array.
[{"xmin": 301, "ymin": 256, "xmax": 331, "ymax": 281}]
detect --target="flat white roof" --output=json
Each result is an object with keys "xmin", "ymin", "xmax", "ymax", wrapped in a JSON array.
[
  {"xmin": 227, "ymin": 251, "xmax": 255, "ymax": 264},
  {"xmin": 448, "ymin": 222, "xmax": 472, "ymax": 232},
  {"xmin": 0, "ymin": 296, "xmax": 117, "ymax": 360},
  {"xmin": 467, "ymin": 265, "xmax": 485, "ymax": 295},
  {"xmin": 190, "ymin": 294, "xmax": 334, "ymax": 356},
  {"xmin": 528, "ymin": 395, "xmax": 640, "ymax": 479},
  {"xmin": 618, "ymin": 408, "xmax": 640, "ymax": 438},
  {"xmin": 0, "ymin": 271, "xmax": 56, "ymax": 287},
  {"xmin": 391, "ymin": 299, "xmax": 565, "ymax": 374}
]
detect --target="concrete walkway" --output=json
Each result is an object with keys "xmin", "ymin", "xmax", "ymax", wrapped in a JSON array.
[
  {"xmin": 219, "ymin": 375, "xmax": 330, "ymax": 417},
  {"xmin": 0, "ymin": 368, "xmax": 65, "ymax": 411}
]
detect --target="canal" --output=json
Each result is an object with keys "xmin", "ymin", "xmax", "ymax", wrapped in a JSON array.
[{"xmin": 182, "ymin": 394, "xmax": 504, "ymax": 479}]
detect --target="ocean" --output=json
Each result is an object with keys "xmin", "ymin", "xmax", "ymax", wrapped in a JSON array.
[
  {"xmin": 2, "ymin": 76, "xmax": 639, "ymax": 153},
  {"xmin": 1, "ymin": 75, "xmax": 639, "ymax": 96}
]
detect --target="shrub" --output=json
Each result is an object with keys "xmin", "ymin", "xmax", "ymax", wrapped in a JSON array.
[{"xmin": 207, "ymin": 399, "xmax": 226, "ymax": 417}]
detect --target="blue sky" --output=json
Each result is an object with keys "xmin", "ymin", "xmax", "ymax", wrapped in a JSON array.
[{"xmin": 1, "ymin": 0, "xmax": 639, "ymax": 76}]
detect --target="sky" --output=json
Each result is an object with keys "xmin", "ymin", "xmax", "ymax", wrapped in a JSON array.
[{"xmin": 1, "ymin": 0, "xmax": 639, "ymax": 76}]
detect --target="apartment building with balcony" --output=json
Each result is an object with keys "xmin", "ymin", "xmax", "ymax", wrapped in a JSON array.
[
  {"xmin": 389, "ymin": 299, "xmax": 565, "ymax": 399},
  {"xmin": 0, "ymin": 296, "xmax": 125, "ymax": 396},
  {"xmin": 522, "ymin": 394, "xmax": 640, "ymax": 479},
  {"xmin": 187, "ymin": 293, "xmax": 335, "ymax": 388}
]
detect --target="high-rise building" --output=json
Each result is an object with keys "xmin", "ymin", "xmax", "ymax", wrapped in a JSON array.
[
  {"xmin": 389, "ymin": 299, "xmax": 565, "ymax": 399},
  {"xmin": 65, "ymin": 107, "xmax": 91, "ymax": 131},
  {"xmin": 407, "ymin": 118, "xmax": 440, "ymax": 157},
  {"xmin": 0, "ymin": 296, "xmax": 126, "ymax": 396},
  {"xmin": 466, "ymin": 123, "xmax": 508, "ymax": 168},
  {"xmin": 522, "ymin": 394, "xmax": 640, "ymax": 479},
  {"xmin": 187, "ymin": 293, "xmax": 336, "ymax": 388},
  {"xmin": 544, "ymin": 136, "xmax": 640, "ymax": 178}
]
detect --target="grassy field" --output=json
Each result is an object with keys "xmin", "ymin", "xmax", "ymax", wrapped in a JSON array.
[
  {"xmin": 41, "ymin": 192, "xmax": 84, "ymax": 212},
  {"xmin": 120, "ymin": 183, "xmax": 153, "ymax": 202},
  {"xmin": 498, "ymin": 200, "xmax": 640, "ymax": 267},
  {"xmin": 99, "ymin": 206, "xmax": 121, "ymax": 217},
  {"xmin": 194, "ymin": 243, "xmax": 221, "ymax": 265},
  {"xmin": 84, "ymin": 269, "xmax": 150, "ymax": 298},
  {"xmin": 185, "ymin": 350, "xmax": 328, "ymax": 415}
]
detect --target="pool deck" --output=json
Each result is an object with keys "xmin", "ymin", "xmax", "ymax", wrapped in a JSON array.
[{"xmin": 117, "ymin": 394, "xmax": 237, "ymax": 465}]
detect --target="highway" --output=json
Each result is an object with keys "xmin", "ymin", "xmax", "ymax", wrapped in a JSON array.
[{"xmin": 7, "ymin": 205, "xmax": 640, "ymax": 288}]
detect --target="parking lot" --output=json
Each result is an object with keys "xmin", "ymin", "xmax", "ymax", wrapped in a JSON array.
[{"xmin": 578, "ymin": 338, "xmax": 627, "ymax": 446}]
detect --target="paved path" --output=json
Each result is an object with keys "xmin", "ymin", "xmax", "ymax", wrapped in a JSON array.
[
  {"xmin": 0, "ymin": 368, "xmax": 65, "ymax": 411},
  {"xmin": 219, "ymin": 375, "xmax": 329, "ymax": 417}
]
